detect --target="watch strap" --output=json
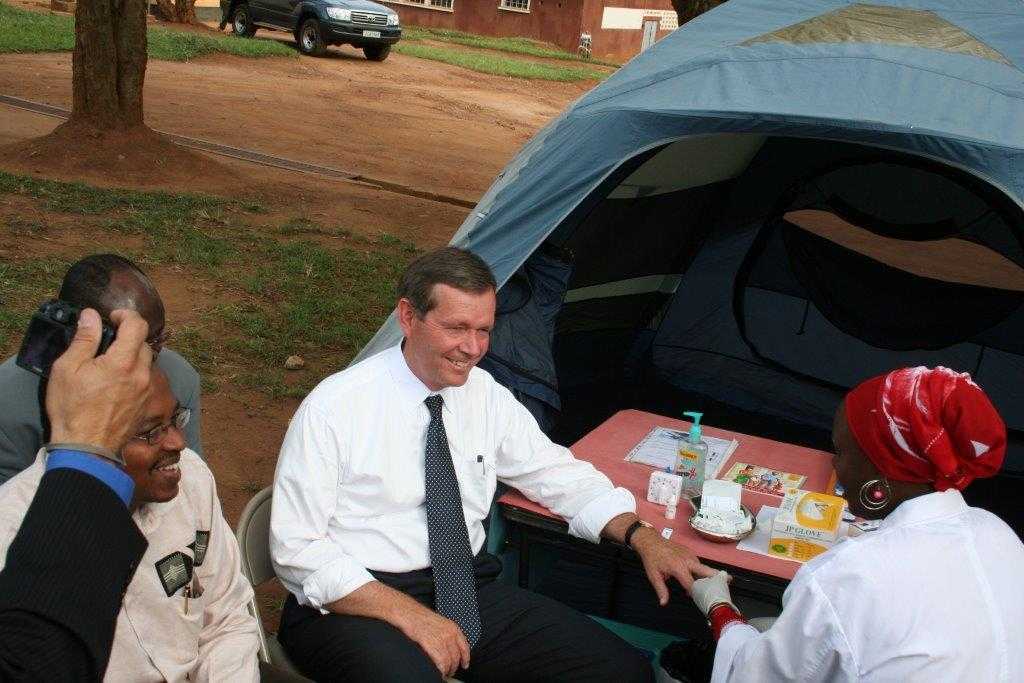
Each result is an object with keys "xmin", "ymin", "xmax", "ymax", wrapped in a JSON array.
[{"xmin": 623, "ymin": 519, "xmax": 650, "ymax": 548}]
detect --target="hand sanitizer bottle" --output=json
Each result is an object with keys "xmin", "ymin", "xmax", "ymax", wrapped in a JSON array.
[{"xmin": 676, "ymin": 411, "xmax": 708, "ymax": 498}]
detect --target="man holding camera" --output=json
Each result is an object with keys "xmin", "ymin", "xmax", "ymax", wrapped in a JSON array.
[
  {"xmin": 0, "ymin": 307, "xmax": 154, "ymax": 679},
  {"xmin": 0, "ymin": 254, "xmax": 203, "ymax": 485}
]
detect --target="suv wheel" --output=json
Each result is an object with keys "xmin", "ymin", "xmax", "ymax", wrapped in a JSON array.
[
  {"xmin": 363, "ymin": 45, "xmax": 391, "ymax": 62},
  {"xmin": 297, "ymin": 17, "xmax": 327, "ymax": 56},
  {"xmin": 231, "ymin": 3, "xmax": 256, "ymax": 37}
]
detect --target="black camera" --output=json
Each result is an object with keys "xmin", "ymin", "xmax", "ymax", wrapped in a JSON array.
[{"xmin": 16, "ymin": 300, "xmax": 116, "ymax": 379}]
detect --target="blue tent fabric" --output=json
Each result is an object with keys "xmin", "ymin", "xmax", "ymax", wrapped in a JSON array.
[
  {"xmin": 358, "ymin": 0, "xmax": 1024, "ymax": 358},
  {"xmin": 356, "ymin": 0, "xmax": 1024, "ymax": 528},
  {"xmin": 358, "ymin": 0, "xmax": 1024, "ymax": 368}
]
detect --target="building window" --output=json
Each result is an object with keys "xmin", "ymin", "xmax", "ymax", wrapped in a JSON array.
[
  {"xmin": 499, "ymin": 0, "xmax": 530, "ymax": 12},
  {"xmin": 385, "ymin": 0, "xmax": 454, "ymax": 11}
]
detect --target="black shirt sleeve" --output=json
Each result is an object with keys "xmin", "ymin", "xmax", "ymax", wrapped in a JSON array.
[{"xmin": 0, "ymin": 468, "xmax": 147, "ymax": 681}]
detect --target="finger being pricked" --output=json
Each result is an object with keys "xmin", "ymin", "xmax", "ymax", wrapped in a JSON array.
[{"xmin": 672, "ymin": 559, "xmax": 718, "ymax": 595}]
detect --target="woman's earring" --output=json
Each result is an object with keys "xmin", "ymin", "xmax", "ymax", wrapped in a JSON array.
[{"xmin": 858, "ymin": 479, "xmax": 892, "ymax": 511}]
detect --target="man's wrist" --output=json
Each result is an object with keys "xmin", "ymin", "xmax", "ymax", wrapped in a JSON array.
[
  {"xmin": 45, "ymin": 441, "xmax": 125, "ymax": 467},
  {"xmin": 623, "ymin": 517, "xmax": 654, "ymax": 549},
  {"xmin": 629, "ymin": 525, "xmax": 660, "ymax": 553},
  {"xmin": 45, "ymin": 449, "xmax": 135, "ymax": 507}
]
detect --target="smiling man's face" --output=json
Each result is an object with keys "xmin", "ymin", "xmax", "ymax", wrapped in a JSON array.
[
  {"xmin": 397, "ymin": 283, "xmax": 496, "ymax": 391},
  {"xmin": 122, "ymin": 370, "xmax": 185, "ymax": 509}
]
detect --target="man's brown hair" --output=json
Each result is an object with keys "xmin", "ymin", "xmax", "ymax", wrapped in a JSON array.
[{"xmin": 398, "ymin": 247, "xmax": 496, "ymax": 315}]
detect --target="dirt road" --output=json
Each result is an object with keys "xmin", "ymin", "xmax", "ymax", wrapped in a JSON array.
[
  {"xmin": 0, "ymin": 47, "xmax": 596, "ymax": 537},
  {"xmin": 0, "ymin": 49, "xmax": 591, "ymax": 203}
]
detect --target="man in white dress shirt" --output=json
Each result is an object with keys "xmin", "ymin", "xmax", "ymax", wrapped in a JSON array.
[{"xmin": 271, "ymin": 247, "xmax": 715, "ymax": 682}]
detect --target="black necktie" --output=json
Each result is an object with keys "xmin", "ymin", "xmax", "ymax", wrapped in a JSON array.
[{"xmin": 423, "ymin": 394, "xmax": 482, "ymax": 647}]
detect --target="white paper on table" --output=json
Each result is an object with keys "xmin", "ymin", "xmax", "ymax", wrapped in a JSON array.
[
  {"xmin": 702, "ymin": 479, "xmax": 742, "ymax": 512},
  {"xmin": 625, "ymin": 426, "xmax": 739, "ymax": 478},
  {"xmin": 736, "ymin": 506, "xmax": 851, "ymax": 562}
]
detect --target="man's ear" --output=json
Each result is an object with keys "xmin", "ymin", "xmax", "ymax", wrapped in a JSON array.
[{"xmin": 396, "ymin": 298, "xmax": 416, "ymax": 337}]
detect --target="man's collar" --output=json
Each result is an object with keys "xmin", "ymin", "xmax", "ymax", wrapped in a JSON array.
[{"xmin": 384, "ymin": 344, "xmax": 455, "ymax": 413}]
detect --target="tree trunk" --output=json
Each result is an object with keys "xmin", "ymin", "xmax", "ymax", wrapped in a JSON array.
[
  {"xmin": 174, "ymin": 0, "xmax": 196, "ymax": 23},
  {"xmin": 154, "ymin": 0, "xmax": 196, "ymax": 23},
  {"xmin": 671, "ymin": 0, "xmax": 728, "ymax": 25},
  {"xmin": 153, "ymin": 0, "xmax": 175, "ymax": 20},
  {"xmin": 70, "ymin": 0, "xmax": 149, "ymax": 131}
]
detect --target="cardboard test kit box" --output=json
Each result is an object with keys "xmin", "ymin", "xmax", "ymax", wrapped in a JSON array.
[{"xmin": 768, "ymin": 489, "xmax": 847, "ymax": 562}]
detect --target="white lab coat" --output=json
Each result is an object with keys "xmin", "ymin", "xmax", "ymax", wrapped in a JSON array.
[{"xmin": 713, "ymin": 490, "xmax": 1024, "ymax": 682}]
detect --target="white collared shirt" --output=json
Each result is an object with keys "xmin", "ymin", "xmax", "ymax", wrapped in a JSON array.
[
  {"xmin": 712, "ymin": 489, "xmax": 1024, "ymax": 682},
  {"xmin": 270, "ymin": 344, "xmax": 635, "ymax": 610},
  {"xmin": 0, "ymin": 449, "xmax": 260, "ymax": 683}
]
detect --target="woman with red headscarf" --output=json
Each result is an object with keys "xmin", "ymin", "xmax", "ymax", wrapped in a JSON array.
[{"xmin": 688, "ymin": 366, "xmax": 1024, "ymax": 682}]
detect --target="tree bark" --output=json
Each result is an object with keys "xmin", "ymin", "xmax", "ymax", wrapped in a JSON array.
[
  {"xmin": 174, "ymin": 0, "xmax": 196, "ymax": 23},
  {"xmin": 153, "ymin": 0, "xmax": 175, "ymax": 20},
  {"xmin": 153, "ymin": 0, "xmax": 196, "ymax": 23},
  {"xmin": 671, "ymin": 0, "xmax": 728, "ymax": 25},
  {"xmin": 70, "ymin": 0, "xmax": 149, "ymax": 131}
]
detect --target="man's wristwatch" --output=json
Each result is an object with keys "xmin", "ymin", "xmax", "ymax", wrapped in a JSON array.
[{"xmin": 623, "ymin": 518, "xmax": 654, "ymax": 549}]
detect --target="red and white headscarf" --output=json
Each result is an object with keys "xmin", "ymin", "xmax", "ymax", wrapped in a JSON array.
[{"xmin": 845, "ymin": 366, "xmax": 1006, "ymax": 491}]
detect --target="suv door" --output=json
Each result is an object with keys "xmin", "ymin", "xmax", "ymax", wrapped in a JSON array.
[{"xmin": 260, "ymin": 0, "xmax": 297, "ymax": 28}]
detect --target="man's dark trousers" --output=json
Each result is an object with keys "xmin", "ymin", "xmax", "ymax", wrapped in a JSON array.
[{"xmin": 279, "ymin": 552, "xmax": 653, "ymax": 683}]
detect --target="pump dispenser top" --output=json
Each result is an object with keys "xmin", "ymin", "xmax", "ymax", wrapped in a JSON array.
[{"xmin": 683, "ymin": 411, "xmax": 704, "ymax": 444}]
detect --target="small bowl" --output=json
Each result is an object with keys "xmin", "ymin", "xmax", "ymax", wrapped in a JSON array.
[{"xmin": 686, "ymin": 496, "xmax": 757, "ymax": 543}]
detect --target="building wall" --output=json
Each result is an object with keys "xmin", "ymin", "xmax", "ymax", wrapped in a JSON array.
[
  {"xmin": 581, "ymin": 0, "xmax": 677, "ymax": 61},
  {"xmin": 381, "ymin": 1, "xmax": 677, "ymax": 61},
  {"xmin": 380, "ymin": 1, "xmax": 585, "ymax": 52}
]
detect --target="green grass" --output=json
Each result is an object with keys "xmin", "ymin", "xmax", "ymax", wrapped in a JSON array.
[
  {"xmin": 0, "ymin": 171, "xmax": 418, "ymax": 398},
  {"xmin": 0, "ymin": 260, "xmax": 69, "ymax": 351},
  {"xmin": 0, "ymin": 0, "xmax": 74, "ymax": 53},
  {"xmin": 147, "ymin": 26, "xmax": 295, "ymax": 60},
  {"xmin": 0, "ymin": 0, "xmax": 294, "ymax": 60},
  {"xmin": 404, "ymin": 26, "xmax": 619, "ymax": 67},
  {"xmin": 394, "ymin": 42, "xmax": 607, "ymax": 81}
]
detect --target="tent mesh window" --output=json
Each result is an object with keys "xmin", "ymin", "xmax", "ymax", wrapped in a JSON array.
[{"xmin": 734, "ymin": 157, "xmax": 1024, "ymax": 437}]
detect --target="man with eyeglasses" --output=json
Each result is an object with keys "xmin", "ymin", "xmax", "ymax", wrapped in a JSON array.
[
  {"xmin": 0, "ymin": 367, "xmax": 261, "ymax": 681},
  {"xmin": 0, "ymin": 253, "xmax": 203, "ymax": 485}
]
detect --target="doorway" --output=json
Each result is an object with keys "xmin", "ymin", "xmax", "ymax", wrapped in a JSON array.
[{"xmin": 641, "ymin": 19, "xmax": 659, "ymax": 51}]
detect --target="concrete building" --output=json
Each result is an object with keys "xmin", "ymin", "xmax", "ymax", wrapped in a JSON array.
[{"xmin": 380, "ymin": 0, "xmax": 679, "ymax": 62}]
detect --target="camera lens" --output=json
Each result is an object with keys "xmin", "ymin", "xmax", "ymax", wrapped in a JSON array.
[{"xmin": 54, "ymin": 309, "xmax": 66, "ymax": 322}]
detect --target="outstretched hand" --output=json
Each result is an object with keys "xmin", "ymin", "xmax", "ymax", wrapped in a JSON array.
[{"xmin": 631, "ymin": 528, "xmax": 718, "ymax": 605}]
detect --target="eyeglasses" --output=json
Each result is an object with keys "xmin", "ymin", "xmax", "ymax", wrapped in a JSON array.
[
  {"xmin": 147, "ymin": 329, "xmax": 173, "ymax": 354},
  {"xmin": 133, "ymin": 407, "xmax": 190, "ymax": 446}
]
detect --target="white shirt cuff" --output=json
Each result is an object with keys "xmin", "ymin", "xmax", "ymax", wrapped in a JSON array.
[
  {"xmin": 567, "ymin": 486, "xmax": 636, "ymax": 543},
  {"xmin": 303, "ymin": 563, "xmax": 376, "ymax": 613}
]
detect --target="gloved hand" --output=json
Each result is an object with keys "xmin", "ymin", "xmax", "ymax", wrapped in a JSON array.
[{"xmin": 691, "ymin": 570, "xmax": 735, "ymax": 617}]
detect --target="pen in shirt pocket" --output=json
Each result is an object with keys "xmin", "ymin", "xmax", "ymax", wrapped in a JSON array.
[{"xmin": 477, "ymin": 454, "xmax": 485, "ymax": 475}]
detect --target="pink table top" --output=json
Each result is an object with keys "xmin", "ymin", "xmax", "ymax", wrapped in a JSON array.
[{"xmin": 498, "ymin": 409, "xmax": 838, "ymax": 580}]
